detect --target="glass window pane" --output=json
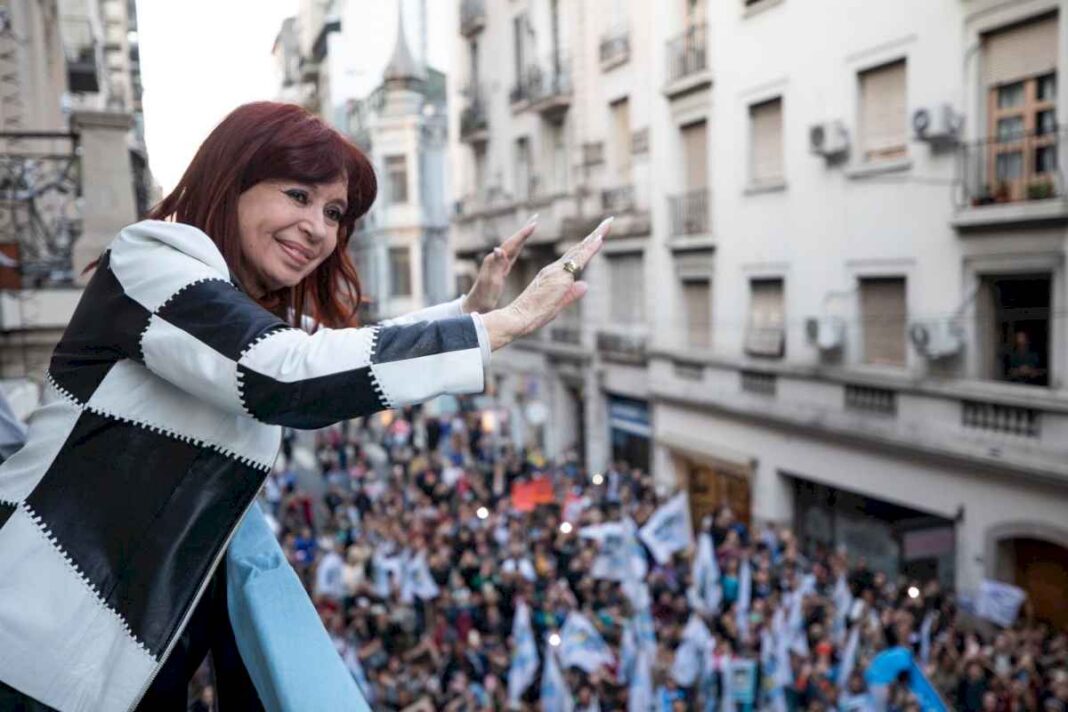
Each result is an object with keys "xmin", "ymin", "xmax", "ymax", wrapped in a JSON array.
[
  {"xmin": 1037, "ymin": 109, "xmax": 1056, "ymax": 136},
  {"xmin": 996, "ymin": 152, "xmax": 1023, "ymax": 181},
  {"xmin": 997, "ymin": 82, "xmax": 1025, "ymax": 108},
  {"xmin": 1037, "ymin": 73, "xmax": 1057, "ymax": 102},
  {"xmin": 997, "ymin": 116, "xmax": 1025, "ymax": 141},
  {"xmin": 1035, "ymin": 145, "xmax": 1057, "ymax": 173}
]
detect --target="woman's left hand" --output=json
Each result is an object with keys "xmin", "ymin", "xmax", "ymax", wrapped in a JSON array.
[{"xmin": 461, "ymin": 215, "xmax": 538, "ymax": 314}]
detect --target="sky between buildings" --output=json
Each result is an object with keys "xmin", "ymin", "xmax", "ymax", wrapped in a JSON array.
[{"xmin": 138, "ymin": 0, "xmax": 457, "ymax": 194}]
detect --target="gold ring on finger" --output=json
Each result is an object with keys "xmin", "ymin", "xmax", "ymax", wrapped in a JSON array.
[{"xmin": 562, "ymin": 259, "xmax": 582, "ymax": 279}]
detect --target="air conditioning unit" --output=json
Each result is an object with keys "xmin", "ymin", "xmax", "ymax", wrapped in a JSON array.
[
  {"xmin": 909, "ymin": 320, "xmax": 964, "ymax": 360},
  {"xmin": 912, "ymin": 104, "xmax": 963, "ymax": 147},
  {"xmin": 809, "ymin": 121, "xmax": 849, "ymax": 160},
  {"xmin": 805, "ymin": 316, "xmax": 845, "ymax": 352}
]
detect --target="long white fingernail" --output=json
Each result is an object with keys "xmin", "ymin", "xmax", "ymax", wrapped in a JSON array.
[
  {"xmin": 596, "ymin": 216, "xmax": 614, "ymax": 234},
  {"xmin": 525, "ymin": 213, "xmax": 540, "ymax": 227}
]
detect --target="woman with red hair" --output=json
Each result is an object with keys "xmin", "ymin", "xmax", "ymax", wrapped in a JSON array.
[{"xmin": 0, "ymin": 102, "xmax": 609, "ymax": 711}]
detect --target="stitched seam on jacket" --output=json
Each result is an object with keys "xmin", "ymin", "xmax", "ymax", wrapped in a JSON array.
[
  {"xmin": 235, "ymin": 326, "xmax": 300, "ymax": 420},
  {"xmin": 367, "ymin": 326, "xmax": 393, "ymax": 409},
  {"xmin": 45, "ymin": 371, "xmax": 271, "ymax": 472},
  {"xmin": 153, "ymin": 276, "xmax": 234, "ymax": 314},
  {"xmin": 20, "ymin": 501, "xmax": 155, "ymax": 659}
]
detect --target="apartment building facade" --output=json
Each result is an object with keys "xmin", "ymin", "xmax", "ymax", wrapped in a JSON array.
[{"xmin": 450, "ymin": 0, "xmax": 1068, "ymax": 625}]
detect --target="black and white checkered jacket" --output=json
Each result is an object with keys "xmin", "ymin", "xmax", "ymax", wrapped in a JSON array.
[{"xmin": 0, "ymin": 220, "xmax": 491, "ymax": 711}]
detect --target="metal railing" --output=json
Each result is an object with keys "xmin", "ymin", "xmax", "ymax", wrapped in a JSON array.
[
  {"xmin": 596, "ymin": 330, "xmax": 647, "ymax": 363},
  {"xmin": 668, "ymin": 188, "xmax": 709, "ymax": 235},
  {"xmin": 957, "ymin": 128, "xmax": 1065, "ymax": 209},
  {"xmin": 665, "ymin": 23, "xmax": 708, "ymax": 85},
  {"xmin": 510, "ymin": 55, "xmax": 572, "ymax": 107},
  {"xmin": 459, "ymin": 0, "xmax": 486, "ymax": 36},
  {"xmin": 0, "ymin": 133, "xmax": 82, "ymax": 286},
  {"xmin": 459, "ymin": 85, "xmax": 488, "ymax": 141},
  {"xmin": 602, "ymin": 184, "xmax": 636, "ymax": 213},
  {"xmin": 599, "ymin": 28, "xmax": 630, "ymax": 68}
]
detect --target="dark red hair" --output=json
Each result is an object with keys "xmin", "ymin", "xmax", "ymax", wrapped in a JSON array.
[{"xmin": 149, "ymin": 101, "xmax": 376, "ymax": 328}]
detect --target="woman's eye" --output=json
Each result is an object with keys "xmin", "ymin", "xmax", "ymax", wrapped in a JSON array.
[
  {"xmin": 286, "ymin": 189, "xmax": 309, "ymax": 204},
  {"xmin": 326, "ymin": 207, "xmax": 344, "ymax": 222}
]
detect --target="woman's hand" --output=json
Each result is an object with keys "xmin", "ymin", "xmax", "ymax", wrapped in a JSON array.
[
  {"xmin": 482, "ymin": 217, "xmax": 612, "ymax": 351},
  {"xmin": 461, "ymin": 215, "xmax": 538, "ymax": 314}
]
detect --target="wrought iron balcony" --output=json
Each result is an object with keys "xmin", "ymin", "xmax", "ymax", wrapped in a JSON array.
[
  {"xmin": 0, "ymin": 133, "xmax": 82, "ymax": 286},
  {"xmin": 956, "ymin": 128, "xmax": 1065, "ymax": 209},
  {"xmin": 596, "ymin": 330, "xmax": 647, "ymax": 364},
  {"xmin": 459, "ymin": 85, "xmax": 489, "ymax": 144},
  {"xmin": 510, "ymin": 55, "xmax": 572, "ymax": 121},
  {"xmin": 599, "ymin": 28, "xmax": 630, "ymax": 70},
  {"xmin": 459, "ymin": 0, "xmax": 486, "ymax": 36},
  {"xmin": 665, "ymin": 23, "xmax": 709, "ymax": 86},
  {"xmin": 668, "ymin": 189, "xmax": 710, "ymax": 236},
  {"xmin": 602, "ymin": 184, "xmax": 636, "ymax": 213}
]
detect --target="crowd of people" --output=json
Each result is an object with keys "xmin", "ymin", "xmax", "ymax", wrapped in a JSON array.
[{"xmin": 193, "ymin": 397, "xmax": 1067, "ymax": 711}]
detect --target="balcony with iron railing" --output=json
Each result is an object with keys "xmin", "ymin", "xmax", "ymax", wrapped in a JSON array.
[
  {"xmin": 459, "ymin": 0, "xmax": 486, "ymax": 37},
  {"xmin": 602, "ymin": 184, "xmax": 636, "ymax": 213},
  {"xmin": 599, "ymin": 28, "xmax": 630, "ymax": 71},
  {"xmin": 459, "ymin": 85, "xmax": 489, "ymax": 145},
  {"xmin": 510, "ymin": 55, "xmax": 572, "ymax": 122},
  {"xmin": 668, "ymin": 188, "xmax": 710, "ymax": 237},
  {"xmin": 664, "ymin": 23, "xmax": 710, "ymax": 97},
  {"xmin": 953, "ymin": 128, "xmax": 1068, "ymax": 231}
]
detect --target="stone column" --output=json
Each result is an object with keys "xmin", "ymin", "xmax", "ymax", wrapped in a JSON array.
[{"xmin": 70, "ymin": 110, "xmax": 137, "ymax": 283}]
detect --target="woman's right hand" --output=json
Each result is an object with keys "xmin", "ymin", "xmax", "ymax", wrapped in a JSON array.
[{"xmin": 481, "ymin": 217, "xmax": 612, "ymax": 351}]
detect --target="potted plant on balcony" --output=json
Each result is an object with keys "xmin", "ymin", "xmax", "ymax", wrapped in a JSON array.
[
  {"xmin": 993, "ymin": 181, "xmax": 1012, "ymax": 203},
  {"xmin": 971, "ymin": 184, "xmax": 996, "ymax": 207},
  {"xmin": 1027, "ymin": 178, "xmax": 1055, "ymax": 201}
]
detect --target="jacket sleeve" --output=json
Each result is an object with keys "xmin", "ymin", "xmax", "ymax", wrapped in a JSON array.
[
  {"xmin": 104, "ymin": 221, "xmax": 489, "ymax": 429},
  {"xmin": 380, "ymin": 297, "xmax": 466, "ymax": 327}
]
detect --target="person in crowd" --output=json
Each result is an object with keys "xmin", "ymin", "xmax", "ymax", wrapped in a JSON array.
[{"xmin": 0, "ymin": 100, "xmax": 609, "ymax": 710}]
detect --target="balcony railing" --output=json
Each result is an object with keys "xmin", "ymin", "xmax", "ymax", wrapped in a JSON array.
[
  {"xmin": 962, "ymin": 400, "xmax": 1040, "ymax": 438},
  {"xmin": 668, "ymin": 189, "xmax": 709, "ymax": 235},
  {"xmin": 459, "ymin": 85, "xmax": 489, "ymax": 143},
  {"xmin": 665, "ymin": 23, "xmax": 708, "ymax": 85},
  {"xmin": 596, "ymin": 330, "xmax": 647, "ymax": 364},
  {"xmin": 957, "ymin": 128, "xmax": 1065, "ymax": 209},
  {"xmin": 599, "ymin": 28, "xmax": 630, "ymax": 69},
  {"xmin": 510, "ymin": 56, "xmax": 572, "ymax": 113},
  {"xmin": 602, "ymin": 184, "xmax": 636, "ymax": 213},
  {"xmin": 0, "ymin": 133, "xmax": 82, "ymax": 286},
  {"xmin": 459, "ymin": 0, "xmax": 486, "ymax": 36}
]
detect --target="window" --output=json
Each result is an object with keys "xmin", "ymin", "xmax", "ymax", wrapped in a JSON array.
[
  {"xmin": 860, "ymin": 277, "xmax": 907, "ymax": 367},
  {"xmin": 859, "ymin": 60, "xmax": 907, "ymax": 162},
  {"xmin": 514, "ymin": 137, "xmax": 532, "ymax": 200},
  {"xmin": 513, "ymin": 15, "xmax": 526, "ymax": 87},
  {"xmin": 977, "ymin": 274, "xmax": 1050, "ymax": 387},
  {"xmin": 984, "ymin": 15, "xmax": 1058, "ymax": 203},
  {"xmin": 750, "ymin": 98, "xmax": 784, "ymax": 185},
  {"xmin": 681, "ymin": 119, "xmax": 708, "ymax": 189},
  {"xmin": 683, "ymin": 278, "xmax": 712, "ymax": 349},
  {"xmin": 610, "ymin": 97, "xmax": 632, "ymax": 181},
  {"xmin": 745, "ymin": 278, "xmax": 785, "ymax": 358},
  {"xmin": 389, "ymin": 247, "xmax": 411, "ymax": 297},
  {"xmin": 608, "ymin": 254, "xmax": 645, "ymax": 326},
  {"xmin": 385, "ymin": 155, "xmax": 408, "ymax": 204}
]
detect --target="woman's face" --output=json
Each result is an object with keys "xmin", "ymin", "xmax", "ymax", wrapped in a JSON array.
[{"xmin": 236, "ymin": 177, "xmax": 348, "ymax": 295}]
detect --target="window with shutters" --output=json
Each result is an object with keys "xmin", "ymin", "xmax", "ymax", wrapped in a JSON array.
[
  {"xmin": 681, "ymin": 120, "xmax": 708, "ymax": 189},
  {"xmin": 389, "ymin": 247, "xmax": 412, "ymax": 297},
  {"xmin": 610, "ymin": 98, "xmax": 632, "ymax": 182},
  {"xmin": 608, "ymin": 254, "xmax": 645, "ymax": 326},
  {"xmin": 859, "ymin": 60, "xmax": 907, "ymax": 162},
  {"xmin": 983, "ymin": 15, "xmax": 1058, "ymax": 203},
  {"xmin": 683, "ymin": 278, "xmax": 712, "ymax": 349},
  {"xmin": 745, "ymin": 278, "xmax": 785, "ymax": 358},
  {"xmin": 750, "ymin": 98, "xmax": 784, "ymax": 185},
  {"xmin": 386, "ymin": 155, "xmax": 408, "ymax": 204},
  {"xmin": 860, "ymin": 277, "xmax": 907, "ymax": 367}
]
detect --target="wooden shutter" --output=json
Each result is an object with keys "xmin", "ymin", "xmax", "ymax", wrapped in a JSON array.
[
  {"xmin": 860, "ymin": 277, "xmax": 907, "ymax": 366},
  {"xmin": 389, "ymin": 247, "xmax": 411, "ymax": 297},
  {"xmin": 683, "ymin": 279, "xmax": 711, "ymax": 349},
  {"xmin": 859, "ymin": 60, "xmax": 907, "ymax": 160},
  {"xmin": 681, "ymin": 120, "xmax": 708, "ymax": 189},
  {"xmin": 746, "ymin": 278, "xmax": 785, "ymax": 356},
  {"xmin": 611, "ymin": 98, "xmax": 632, "ymax": 181},
  {"xmin": 750, "ymin": 99, "xmax": 783, "ymax": 183},
  {"xmin": 609, "ymin": 254, "xmax": 645, "ymax": 325},
  {"xmin": 984, "ymin": 14, "xmax": 1058, "ymax": 86}
]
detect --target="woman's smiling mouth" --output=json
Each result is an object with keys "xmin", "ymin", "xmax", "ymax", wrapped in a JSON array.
[{"xmin": 276, "ymin": 238, "xmax": 314, "ymax": 266}]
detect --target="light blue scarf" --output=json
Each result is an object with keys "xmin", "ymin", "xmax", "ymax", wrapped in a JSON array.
[{"xmin": 225, "ymin": 503, "xmax": 371, "ymax": 711}]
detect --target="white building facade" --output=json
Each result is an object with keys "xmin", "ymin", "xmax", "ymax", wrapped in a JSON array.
[{"xmin": 451, "ymin": 0, "xmax": 1068, "ymax": 627}]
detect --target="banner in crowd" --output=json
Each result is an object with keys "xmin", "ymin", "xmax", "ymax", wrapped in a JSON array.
[
  {"xmin": 399, "ymin": 551, "xmax": 439, "ymax": 604},
  {"xmin": 975, "ymin": 579, "xmax": 1027, "ymax": 628},
  {"xmin": 865, "ymin": 646, "xmax": 948, "ymax": 712},
  {"xmin": 671, "ymin": 615, "xmax": 713, "ymax": 687},
  {"xmin": 510, "ymin": 476, "xmax": 554, "ymax": 512},
  {"xmin": 687, "ymin": 532, "xmax": 722, "ymax": 616},
  {"xmin": 638, "ymin": 492, "xmax": 693, "ymax": 564},
  {"xmin": 559, "ymin": 612, "xmax": 614, "ymax": 673},
  {"xmin": 507, "ymin": 601, "xmax": 539, "ymax": 704},
  {"xmin": 582, "ymin": 518, "xmax": 648, "ymax": 583},
  {"xmin": 627, "ymin": 643, "xmax": 655, "ymax": 712},
  {"xmin": 541, "ymin": 644, "xmax": 574, "ymax": 712}
]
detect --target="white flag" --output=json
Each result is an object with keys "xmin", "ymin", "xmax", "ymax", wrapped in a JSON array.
[
  {"xmin": 639, "ymin": 493, "xmax": 694, "ymax": 564},
  {"xmin": 671, "ymin": 615, "xmax": 714, "ymax": 686},
  {"xmin": 735, "ymin": 556, "xmax": 752, "ymax": 639},
  {"xmin": 919, "ymin": 611, "xmax": 934, "ymax": 665},
  {"xmin": 399, "ymin": 551, "xmax": 439, "ymax": 603},
  {"xmin": 687, "ymin": 532, "xmax": 722, "ymax": 616},
  {"xmin": 559, "ymin": 612, "xmax": 614, "ymax": 673},
  {"xmin": 508, "ymin": 601, "xmax": 539, "ymax": 703},
  {"xmin": 372, "ymin": 552, "xmax": 404, "ymax": 598},
  {"xmin": 837, "ymin": 624, "xmax": 861, "ymax": 688},
  {"xmin": 583, "ymin": 519, "xmax": 647, "ymax": 582},
  {"xmin": 627, "ymin": 642, "xmax": 655, "ymax": 712},
  {"xmin": 541, "ymin": 644, "xmax": 574, "ymax": 712},
  {"xmin": 833, "ymin": 574, "xmax": 853, "ymax": 644},
  {"xmin": 976, "ymin": 579, "xmax": 1026, "ymax": 628}
]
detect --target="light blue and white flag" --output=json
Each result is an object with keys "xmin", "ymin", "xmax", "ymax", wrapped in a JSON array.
[
  {"xmin": 672, "ymin": 615, "xmax": 714, "ymax": 686},
  {"xmin": 628, "ymin": 642, "xmax": 656, "ymax": 712},
  {"xmin": 688, "ymin": 532, "xmax": 722, "ymax": 616},
  {"xmin": 833, "ymin": 574, "xmax": 853, "ymax": 644},
  {"xmin": 735, "ymin": 556, "xmax": 752, "ymax": 640},
  {"xmin": 399, "ymin": 550, "xmax": 440, "ymax": 603},
  {"xmin": 372, "ymin": 552, "xmax": 404, "ymax": 598},
  {"xmin": 865, "ymin": 647, "xmax": 948, "ymax": 712},
  {"xmin": 541, "ymin": 643, "xmax": 574, "ymax": 712},
  {"xmin": 919, "ymin": 611, "xmax": 934, "ymax": 666},
  {"xmin": 639, "ymin": 492, "xmax": 693, "ymax": 564},
  {"xmin": 508, "ymin": 601, "xmax": 539, "ymax": 704},
  {"xmin": 560, "ymin": 612, "xmax": 614, "ymax": 673},
  {"xmin": 976, "ymin": 579, "xmax": 1026, "ymax": 628},
  {"xmin": 582, "ymin": 519, "xmax": 648, "ymax": 582},
  {"xmin": 837, "ymin": 624, "xmax": 861, "ymax": 688}
]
